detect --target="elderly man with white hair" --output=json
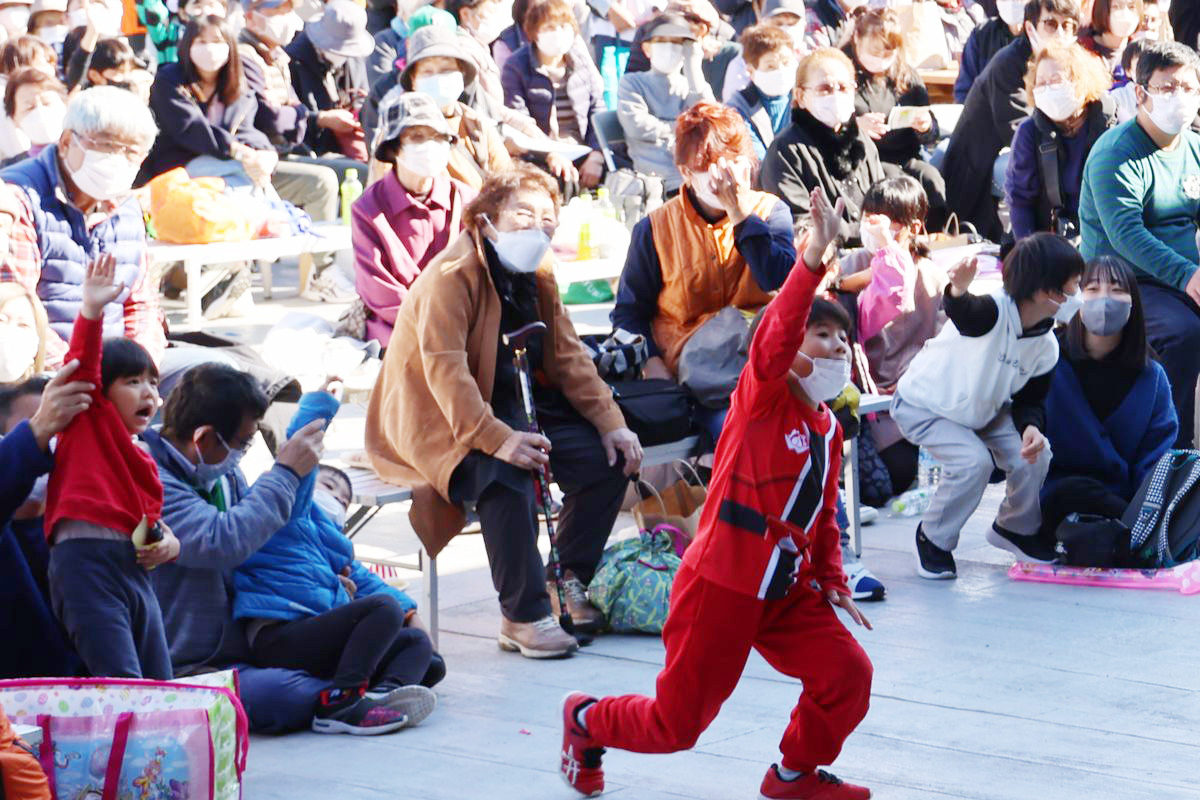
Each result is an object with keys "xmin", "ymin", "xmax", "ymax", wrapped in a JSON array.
[{"xmin": 0, "ymin": 85, "xmax": 165, "ymax": 370}]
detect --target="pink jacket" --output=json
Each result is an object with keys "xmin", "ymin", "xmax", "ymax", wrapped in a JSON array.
[
  {"xmin": 856, "ymin": 245, "xmax": 916, "ymax": 345},
  {"xmin": 351, "ymin": 172, "xmax": 475, "ymax": 346}
]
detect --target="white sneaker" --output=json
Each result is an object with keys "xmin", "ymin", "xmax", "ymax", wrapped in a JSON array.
[
  {"xmin": 859, "ymin": 506, "xmax": 879, "ymax": 526},
  {"xmin": 301, "ymin": 269, "xmax": 355, "ymax": 303},
  {"xmin": 844, "ymin": 561, "xmax": 886, "ymax": 602}
]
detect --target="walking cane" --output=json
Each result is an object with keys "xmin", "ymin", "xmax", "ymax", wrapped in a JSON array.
[{"xmin": 502, "ymin": 321, "xmax": 590, "ymax": 645}]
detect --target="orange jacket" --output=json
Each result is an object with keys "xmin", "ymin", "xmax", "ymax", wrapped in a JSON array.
[
  {"xmin": 648, "ymin": 189, "xmax": 781, "ymax": 372},
  {"xmin": 0, "ymin": 705, "xmax": 51, "ymax": 800}
]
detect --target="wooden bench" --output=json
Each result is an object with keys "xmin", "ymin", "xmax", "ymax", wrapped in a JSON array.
[{"xmin": 147, "ymin": 222, "xmax": 353, "ymax": 332}]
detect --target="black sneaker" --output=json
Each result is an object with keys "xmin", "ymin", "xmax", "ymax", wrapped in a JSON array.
[
  {"xmin": 915, "ymin": 525, "xmax": 956, "ymax": 580},
  {"xmin": 311, "ymin": 686, "xmax": 409, "ymax": 735},
  {"xmin": 986, "ymin": 523, "xmax": 1059, "ymax": 564}
]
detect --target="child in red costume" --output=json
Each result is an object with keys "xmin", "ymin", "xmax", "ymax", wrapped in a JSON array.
[
  {"xmin": 44, "ymin": 254, "xmax": 179, "ymax": 679},
  {"xmin": 561, "ymin": 187, "xmax": 875, "ymax": 800}
]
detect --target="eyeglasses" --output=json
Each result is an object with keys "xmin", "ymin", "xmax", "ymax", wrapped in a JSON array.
[
  {"xmin": 1145, "ymin": 80, "xmax": 1200, "ymax": 97},
  {"xmin": 216, "ymin": 431, "xmax": 254, "ymax": 456},
  {"xmin": 1038, "ymin": 18, "xmax": 1079, "ymax": 35},
  {"xmin": 74, "ymin": 132, "xmax": 148, "ymax": 162},
  {"xmin": 1034, "ymin": 77, "xmax": 1071, "ymax": 90},
  {"xmin": 803, "ymin": 82, "xmax": 855, "ymax": 96}
]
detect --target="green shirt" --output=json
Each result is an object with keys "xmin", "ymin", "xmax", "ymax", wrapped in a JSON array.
[{"xmin": 1079, "ymin": 119, "xmax": 1200, "ymax": 291}]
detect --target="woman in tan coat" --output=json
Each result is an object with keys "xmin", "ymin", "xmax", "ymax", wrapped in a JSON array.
[{"xmin": 366, "ymin": 164, "xmax": 643, "ymax": 659}]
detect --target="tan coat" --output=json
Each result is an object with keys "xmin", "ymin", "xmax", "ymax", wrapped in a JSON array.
[{"xmin": 366, "ymin": 229, "xmax": 627, "ymax": 556}]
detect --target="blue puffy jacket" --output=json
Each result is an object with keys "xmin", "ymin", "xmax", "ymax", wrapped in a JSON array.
[{"xmin": 232, "ymin": 392, "xmax": 415, "ymax": 621}]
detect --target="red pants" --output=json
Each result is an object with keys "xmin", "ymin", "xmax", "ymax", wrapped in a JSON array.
[{"xmin": 587, "ymin": 564, "xmax": 873, "ymax": 773}]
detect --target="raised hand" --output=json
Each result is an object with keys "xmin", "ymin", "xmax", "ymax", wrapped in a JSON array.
[
  {"xmin": 81, "ymin": 253, "xmax": 123, "ymax": 320},
  {"xmin": 946, "ymin": 256, "xmax": 978, "ymax": 298},
  {"xmin": 803, "ymin": 186, "xmax": 845, "ymax": 271}
]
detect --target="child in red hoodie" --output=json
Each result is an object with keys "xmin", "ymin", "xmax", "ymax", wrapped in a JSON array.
[
  {"xmin": 44, "ymin": 254, "xmax": 179, "ymax": 680},
  {"xmin": 560, "ymin": 187, "xmax": 875, "ymax": 800}
]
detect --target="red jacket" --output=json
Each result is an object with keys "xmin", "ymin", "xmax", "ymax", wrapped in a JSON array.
[
  {"xmin": 44, "ymin": 315, "xmax": 163, "ymax": 539},
  {"xmin": 682, "ymin": 261, "xmax": 849, "ymax": 599}
]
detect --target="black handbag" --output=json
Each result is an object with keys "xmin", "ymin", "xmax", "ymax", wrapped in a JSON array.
[
  {"xmin": 609, "ymin": 379, "xmax": 694, "ymax": 446},
  {"xmin": 1054, "ymin": 513, "xmax": 1133, "ymax": 568}
]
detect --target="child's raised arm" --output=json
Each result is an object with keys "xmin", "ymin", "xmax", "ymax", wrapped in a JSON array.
[
  {"xmin": 65, "ymin": 254, "xmax": 124, "ymax": 391},
  {"xmin": 748, "ymin": 188, "xmax": 845, "ymax": 384}
]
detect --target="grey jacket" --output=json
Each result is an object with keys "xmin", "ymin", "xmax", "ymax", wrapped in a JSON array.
[
  {"xmin": 144, "ymin": 429, "xmax": 299, "ymax": 675},
  {"xmin": 616, "ymin": 69, "xmax": 712, "ymax": 191}
]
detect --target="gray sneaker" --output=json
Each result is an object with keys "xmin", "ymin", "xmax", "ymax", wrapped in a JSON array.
[
  {"xmin": 364, "ymin": 684, "xmax": 437, "ymax": 727},
  {"xmin": 498, "ymin": 615, "xmax": 578, "ymax": 659}
]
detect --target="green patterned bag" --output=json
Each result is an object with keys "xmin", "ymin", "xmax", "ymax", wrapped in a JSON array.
[{"xmin": 589, "ymin": 527, "xmax": 681, "ymax": 634}]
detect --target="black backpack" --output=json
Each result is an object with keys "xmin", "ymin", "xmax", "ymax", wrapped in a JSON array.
[{"xmin": 1122, "ymin": 450, "xmax": 1200, "ymax": 567}]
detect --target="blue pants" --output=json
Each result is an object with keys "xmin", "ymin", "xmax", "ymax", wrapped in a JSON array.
[
  {"xmin": 1139, "ymin": 281, "xmax": 1200, "ymax": 448},
  {"xmin": 48, "ymin": 538, "xmax": 172, "ymax": 679}
]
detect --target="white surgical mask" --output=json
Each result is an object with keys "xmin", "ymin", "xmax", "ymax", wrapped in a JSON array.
[
  {"xmin": 0, "ymin": 323, "xmax": 39, "ymax": 382},
  {"xmin": 313, "ymin": 489, "xmax": 348, "ymax": 530},
  {"xmin": 806, "ymin": 91, "xmax": 856, "ymax": 128},
  {"xmin": 323, "ymin": 49, "xmax": 348, "ymax": 68},
  {"xmin": 798, "ymin": 356, "xmax": 850, "ymax": 402},
  {"xmin": 1108, "ymin": 10, "xmax": 1140, "ymax": 38},
  {"xmin": 857, "ymin": 50, "xmax": 894, "ymax": 75},
  {"xmin": 70, "ymin": 147, "xmax": 139, "ymax": 201},
  {"xmin": 858, "ymin": 218, "xmax": 892, "ymax": 254},
  {"xmin": 687, "ymin": 170, "xmax": 723, "ymax": 209},
  {"xmin": 260, "ymin": 11, "xmax": 301, "ymax": 46},
  {"xmin": 1052, "ymin": 289, "xmax": 1083, "ymax": 323},
  {"xmin": 0, "ymin": 6, "xmax": 30, "ymax": 36},
  {"xmin": 190, "ymin": 41, "xmax": 230, "ymax": 71},
  {"xmin": 398, "ymin": 138, "xmax": 450, "ymax": 177},
  {"xmin": 194, "ymin": 435, "xmax": 245, "ymax": 485},
  {"xmin": 751, "ymin": 66, "xmax": 793, "ymax": 98},
  {"xmin": 18, "ymin": 103, "xmax": 64, "ymax": 145},
  {"xmin": 1033, "ymin": 84, "xmax": 1081, "ymax": 121},
  {"xmin": 36, "ymin": 25, "xmax": 68, "ymax": 46},
  {"xmin": 414, "ymin": 71, "xmax": 465, "ymax": 110},
  {"xmin": 996, "ymin": 0, "xmax": 1025, "ymax": 26},
  {"xmin": 1144, "ymin": 89, "xmax": 1200, "ymax": 136},
  {"xmin": 486, "ymin": 220, "xmax": 551, "ymax": 274},
  {"xmin": 471, "ymin": 10, "xmax": 507, "ymax": 44},
  {"xmin": 648, "ymin": 41, "xmax": 684, "ymax": 74},
  {"xmin": 536, "ymin": 25, "xmax": 573, "ymax": 59}
]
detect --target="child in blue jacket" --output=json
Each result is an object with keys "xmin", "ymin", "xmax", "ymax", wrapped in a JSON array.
[{"xmin": 233, "ymin": 391, "xmax": 438, "ymax": 736}]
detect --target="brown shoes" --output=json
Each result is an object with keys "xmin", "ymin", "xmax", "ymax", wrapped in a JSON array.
[
  {"xmin": 498, "ymin": 615, "xmax": 579, "ymax": 659},
  {"xmin": 548, "ymin": 572, "xmax": 605, "ymax": 633}
]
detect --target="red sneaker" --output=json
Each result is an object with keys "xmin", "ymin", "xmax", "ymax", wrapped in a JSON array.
[
  {"xmin": 759, "ymin": 764, "xmax": 871, "ymax": 800},
  {"xmin": 560, "ymin": 692, "xmax": 605, "ymax": 796}
]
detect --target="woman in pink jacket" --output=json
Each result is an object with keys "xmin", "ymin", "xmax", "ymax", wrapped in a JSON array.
[{"xmin": 351, "ymin": 91, "xmax": 475, "ymax": 347}]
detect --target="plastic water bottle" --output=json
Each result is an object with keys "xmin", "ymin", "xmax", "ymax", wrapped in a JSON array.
[
  {"xmin": 339, "ymin": 170, "xmax": 363, "ymax": 224},
  {"xmin": 918, "ymin": 446, "xmax": 941, "ymax": 489},
  {"xmin": 577, "ymin": 220, "xmax": 594, "ymax": 259},
  {"xmin": 891, "ymin": 487, "xmax": 933, "ymax": 517},
  {"xmin": 596, "ymin": 187, "xmax": 618, "ymax": 220}
]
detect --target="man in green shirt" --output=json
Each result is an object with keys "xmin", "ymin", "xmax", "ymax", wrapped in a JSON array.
[{"xmin": 1079, "ymin": 41, "xmax": 1200, "ymax": 447}]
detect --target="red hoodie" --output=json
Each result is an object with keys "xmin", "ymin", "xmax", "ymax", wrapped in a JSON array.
[
  {"xmin": 681, "ymin": 260, "xmax": 849, "ymax": 600},
  {"xmin": 43, "ymin": 315, "xmax": 162, "ymax": 540}
]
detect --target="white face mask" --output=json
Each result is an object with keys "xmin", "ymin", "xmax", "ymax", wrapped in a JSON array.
[
  {"xmin": 1052, "ymin": 289, "xmax": 1084, "ymax": 323},
  {"xmin": 751, "ymin": 66, "xmax": 793, "ymax": 98},
  {"xmin": 536, "ymin": 25, "xmax": 573, "ymax": 59},
  {"xmin": 313, "ymin": 489, "xmax": 348, "ymax": 530},
  {"xmin": 37, "ymin": 25, "xmax": 68, "ymax": 46},
  {"xmin": 190, "ymin": 42, "xmax": 230, "ymax": 71},
  {"xmin": 687, "ymin": 170, "xmax": 723, "ymax": 209},
  {"xmin": 857, "ymin": 50, "xmax": 894, "ymax": 75},
  {"xmin": 398, "ymin": 138, "xmax": 450, "ymax": 177},
  {"xmin": 486, "ymin": 217, "xmax": 551, "ymax": 274},
  {"xmin": 323, "ymin": 49, "xmax": 348, "ymax": 67},
  {"xmin": 259, "ymin": 11, "xmax": 301, "ymax": 46},
  {"xmin": 1033, "ymin": 84, "xmax": 1081, "ymax": 121},
  {"xmin": 0, "ymin": 323, "xmax": 39, "ymax": 382},
  {"xmin": 776, "ymin": 22, "xmax": 806, "ymax": 52},
  {"xmin": 18, "ymin": 102, "xmax": 64, "ymax": 145},
  {"xmin": 70, "ymin": 146, "xmax": 139, "ymax": 201},
  {"xmin": 0, "ymin": 6, "xmax": 30, "ymax": 36},
  {"xmin": 648, "ymin": 41, "xmax": 685, "ymax": 74},
  {"xmin": 798, "ymin": 356, "xmax": 850, "ymax": 402},
  {"xmin": 858, "ymin": 217, "xmax": 892, "ymax": 254},
  {"xmin": 1143, "ymin": 88, "xmax": 1200, "ymax": 136},
  {"xmin": 806, "ymin": 91, "xmax": 856, "ymax": 128},
  {"xmin": 1108, "ymin": 9, "xmax": 1140, "ymax": 38},
  {"xmin": 996, "ymin": 0, "xmax": 1025, "ymax": 26},
  {"xmin": 470, "ymin": 8, "xmax": 507, "ymax": 43},
  {"xmin": 414, "ymin": 71, "xmax": 465, "ymax": 110}
]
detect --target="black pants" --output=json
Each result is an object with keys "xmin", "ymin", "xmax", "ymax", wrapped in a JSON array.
[
  {"xmin": 450, "ymin": 405, "xmax": 629, "ymax": 623},
  {"xmin": 1039, "ymin": 476, "xmax": 1129, "ymax": 540},
  {"xmin": 251, "ymin": 595, "xmax": 433, "ymax": 690},
  {"xmin": 1139, "ymin": 281, "xmax": 1200, "ymax": 448}
]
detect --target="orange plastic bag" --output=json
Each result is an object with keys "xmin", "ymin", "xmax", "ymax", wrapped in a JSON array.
[{"xmin": 147, "ymin": 168, "xmax": 254, "ymax": 244}]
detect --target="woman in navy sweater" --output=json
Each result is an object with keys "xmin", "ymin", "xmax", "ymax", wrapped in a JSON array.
[
  {"xmin": 137, "ymin": 16, "xmax": 276, "ymax": 186},
  {"xmin": 1041, "ymin": 256, "xmax": 1178, "ymax": 537}
]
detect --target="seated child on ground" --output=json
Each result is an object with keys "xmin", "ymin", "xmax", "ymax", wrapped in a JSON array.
[
  {"xmin": 561, "ymin": 186, "xmax": 875, "ymax": 800},
  {"xmin": 232, "ymin": 390, "xmax": 439, "ymax": 736},
  {"xmin": 44, "ymin": 254, "xmax": 180, "ymax": 680},
  {"xmin": 890, "ymin": 233, "xmax": 1085, "ymax": 580}
]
